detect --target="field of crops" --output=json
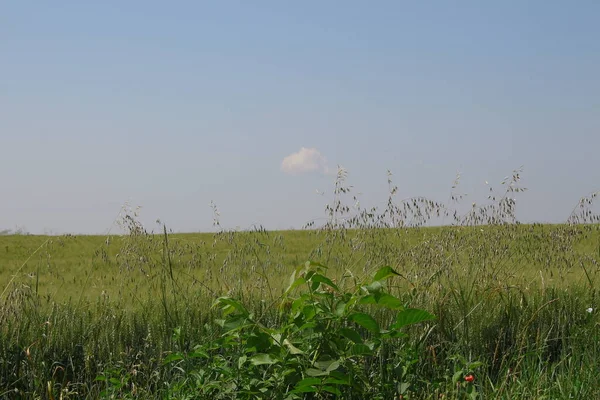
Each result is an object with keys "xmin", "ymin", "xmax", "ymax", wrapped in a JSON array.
[
  {"xmin": 1, "ymin": 177, "xmax": 599, "ymax": 399},
  {"xmin": 1, "ymin": 215, "xmax": 599, "ymax": 399}
]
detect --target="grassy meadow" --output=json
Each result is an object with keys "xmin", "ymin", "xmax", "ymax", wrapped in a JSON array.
[{"xmin": 1, "ymin": 173, "xmax": 599, "ymax": 399}]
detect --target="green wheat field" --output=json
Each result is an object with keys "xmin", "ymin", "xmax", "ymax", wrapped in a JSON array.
[{"xmin": 1, "ymin": 175, "xmax": 599, "ymax": 399}]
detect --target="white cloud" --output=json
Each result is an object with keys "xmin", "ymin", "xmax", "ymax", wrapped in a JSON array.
[{"xmin": 281, "ymin": 147, "xmax": 332, "ymax": 175}]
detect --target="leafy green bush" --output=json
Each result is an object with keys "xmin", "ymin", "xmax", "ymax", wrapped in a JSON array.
[{"xmin": 164, "ymin": 262, "xmax": 435, "ymax": 399}]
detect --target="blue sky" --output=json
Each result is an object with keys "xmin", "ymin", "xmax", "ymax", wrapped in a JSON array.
[{"xmin": 2, "ymin": 1, "xmax": 599, "ymax": 234}]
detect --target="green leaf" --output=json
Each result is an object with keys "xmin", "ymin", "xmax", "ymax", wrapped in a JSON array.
[
  {"xmin": 350, "ymin": 343, "xmax": 373, "ymax": 356},
  {"xmin": 322, "ymin": 386, "xmax": 342, "ymax": 396},
  {"xmin": 469, "ymin": 389, "xmax": 478, "ymax": 400},
  {"xmin": 284, "ymin": 276, "xmax": 306, "ymax": 297},
  {"xmin": 291, "ymin": 296, "xmax": 307, "ymax": 315},
  {"xmin": 398, "ymin": 382, "xmax": 411, "ymax": 394},
  {"xmin": 297, "ymin": 321, "xmax": 317, "ymax": 331},
  {"xmin": 271, "ymin": 332, "xmax": 282, "ymax": 344},
  {"xmin": 363, "ymin": 280, "xmax": 383, "ymax": 294},
  {"xmin": 382, "ymin": 330, "xmax": 407, "ymax": 339},
  {"xmin": 213, "ymin": 297, "xmax": 250, "ymax": 317},
  {"xmin": 391, "ymin": 308, "xmax": 436, "ymax": 330},
  {"xmin": 283, "ymin": 339, "xmax": 304, "ymax": 355},
  {"xmin": 304, "ymin": 359, "xmax": 341, "ymax": 378},
  {"xmin": 306, "ymin": 260, "xmax": 328, "ymax": 270},
  {"xmin": 250, "ymin": 353, "xmax": 277, "ymax": 366},
  {"xmin": 306, "ymin": 368, "xmax": 329, "ymax": 377},
  {"xmin": 291, "ymin": 385, "xmax": 319, "ymax": 393},
  {"xmin": 374, "ymin": 266, "xmax": 401, "ymax": 281},
  {"xmin": 310, "ymin": 279, "xmax": 320, "ymax": 292},
  {"xmin": 324, "ymin": 377, "xmax": 350, "ymax": 386},
  {"xmin": 238, "ymin": 355, "xmax": 247, "ymax": 368},
  {"xmin": 334, "ymin": 300, "xmax": 346, "ymax": 317},
  {"xmin": 349, "ymin": 312, "xmax": 380, "ymax": 334},
  {"xmin": 359, "ymin": 293, "xmax": 404, "ymax": 310},
  {"xmin": 452, "ymin": 370, "xmax": 464, "ymax": 384},
  {"xmin": 313, "ymin": 359, "xmax": 340, "ymax": 372},
  {"xmin": 295, "ymin": 377, "xmax": 322, "ymax": 387},
  {"xmin": 214, "ymin": 318, "xmax": 225, "ymax": 327},
  {"xmin": 325, "ymin": 360, "xmax": 340, "ymax": 373},
  {"xmin": 359, "ymin": 294, "xmax": 377, "ymax": 305},
  {"xmin": 163, "ymin": 353, "xmax": 184, "ymax": 364},
  {"xmin": 375, "ymin": 293, "xmax": 404, "ymax": 310},
  {"xmin": 302, "ymin": 305, "xmax": 317, "ymax": 320},
  {"xmin": 189, "ymin": 348, "xmax": 209, "ymax": 358},
  {"xmin": 339, "ymin": 328, "xmax": 363, "ymax": 344},
  {"xmin": 246, "ymin": 332, "xmax": 272, "ymax": 352},
  {"xmin": 310, "ymin": 274, "xmax": 339, "ymax": 291},
  {"xmin": 222, "ymin": 316, "xmax": 248, "ymax": 333},
  {"xmin": 329, "ymin": 371, "xmax": 350, "ymax": 382}
]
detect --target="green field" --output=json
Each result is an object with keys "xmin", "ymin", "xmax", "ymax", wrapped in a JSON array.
[{"xmin": 1, "ymin": 217, "xmax": 599, "ymax": 399}]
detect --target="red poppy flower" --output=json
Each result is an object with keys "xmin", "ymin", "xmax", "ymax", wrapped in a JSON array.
[{"xmin": 464, "ymin": 374, "xmax": 475, "ymax": 382}]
